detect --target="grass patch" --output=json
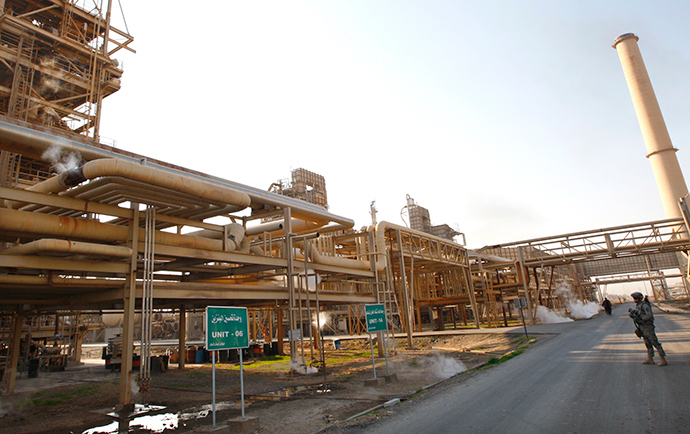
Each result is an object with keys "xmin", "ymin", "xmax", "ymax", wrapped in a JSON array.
[
  {"xmin": 326, "ymin": 352, "xmax": 369, "ymax": 365},
  {"xmin": 224, "ymin": 355, "xmax": 291, "ymax": 371},
  {"xmin": 29, "ymin": 385, "xmax": 100, "ymax": 407},
  {"xmin": 511, "ymin": 335, "xmax": 531, "ymax": 345},
  {"xmin": 166, "ymin": 383, "xmax": 198, "ymax": 389},
  {"xmin": 408, "ymin": 387, "xmax": 428, "ymax": 400},
  {"xmin": 486, "ymin": 347, "xmax": 526, "ymax": 366}
]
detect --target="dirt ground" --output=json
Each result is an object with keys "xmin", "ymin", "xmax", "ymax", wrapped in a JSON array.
[{"xmin": 0, "ymin": 332, "xmax": 541, "ymax": 434}]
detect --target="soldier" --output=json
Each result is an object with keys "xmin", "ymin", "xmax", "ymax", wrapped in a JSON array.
[{"xmin": 628, "ymin": 292, "xmax": 667, "ymax": 366}]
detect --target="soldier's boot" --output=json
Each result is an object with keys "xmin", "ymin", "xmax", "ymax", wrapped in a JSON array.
[
  {"xmin": 642, "ymin": 356, "xmax": 655, "ymax": 365},
  {"xmin": 658, "ymin": 355, "xmax": 667, "ymax": 366}
]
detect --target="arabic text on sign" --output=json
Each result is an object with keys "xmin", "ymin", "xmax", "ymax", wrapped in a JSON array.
[{"xmin": 211, "ymin": 314, "xmax": 243, "ymax": 324}]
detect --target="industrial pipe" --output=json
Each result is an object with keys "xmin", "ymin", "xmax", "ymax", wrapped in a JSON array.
[
  {"xmin": 0, "ymin": 117, "xmax": 355, "ymax": 229},
  {"xmin": 184, "ymin": 223, "xmax": 247, "ymax": 251},
  {"xmin": 246, "ymin": 219, "xmax": 323, "ymax": 237},
  {"xmin": 0, "ymin": 207, "xmax": 235, "ymax": 252},
  {"xmin": 0, "ymin": 274, "xmax": 125, "ymax": 287},
  {"xmin": 294, "ymin": 239, "xmax": 371, "ymax": 271},
  {"xmin": 367, "ymin": 221, "xmax": 469, "ymax": 272},
  {"xmin": 2, "ymin": 238, "xmax": 133, "ymax": 258},
  {"xmin": 6, "ymin": 158, "xmax": 252, "ymax": 210}
]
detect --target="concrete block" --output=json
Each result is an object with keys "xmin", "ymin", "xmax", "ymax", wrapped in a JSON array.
[
  {"xmin": 364, "ymin": 377, "xmax": 386, "ymax": 387},
  {"xmin": 194, "ymin": 416, "xmax": 260, "ymax": 433},
  {"xmin": 193, "ymin": 424, "xmax": 229, "ymax": 433},
  {"xmin": 384, "ymin": 373, "xmax": 398, "ymax": 383},
  {"xmin": 226, "ymin": 416, "xmax": 260, "ymax": 432}
]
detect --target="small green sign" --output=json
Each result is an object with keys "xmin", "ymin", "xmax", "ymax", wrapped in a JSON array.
[
  {"xmin": 206, "ymin": 306, "xmax": 249, "ymax": 350},
  {"xmin": 365, "ymin": 304, "xmax": 387, "ymax": 333}
]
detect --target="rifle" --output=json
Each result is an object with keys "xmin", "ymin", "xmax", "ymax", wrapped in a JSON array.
[{"xmin": 629, "ymin": 308, "xmax": 643, "ymax": 338}]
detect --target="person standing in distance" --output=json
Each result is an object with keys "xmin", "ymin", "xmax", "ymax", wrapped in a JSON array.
[
  {"xmin": 628, "ymin": 292, "xmax": 667, "ymax": 366},
  {"xmin": 602, "ymin": 297, "xmax": 612, "ymax": 315}
]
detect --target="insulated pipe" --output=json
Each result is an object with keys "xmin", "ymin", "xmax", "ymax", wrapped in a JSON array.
[
  {"xmin": 40, "ymin": 176, "xmax": 247, "ymax": 220},
  {"xmin": 294, "ymin": 239, "xmax": 371, "ymax": 271},
  {"xmin": 0, "ymin": 207, "xmax": 235, "ymax": 252},
  {"xmin": 367, "ymin": 221, "xmax": 468, "ymax": 272},
  {"xmin": 2, "ymin": 238, "xmax": 133, "ymax": 258},
  {"xmin": 7, "ymin": 159, "xmax": 252, "ymax": 210},
  {"xmin": 613, "ymin": 33, "xmax": 689, "ymax": 219},
  {"xmin": 184, "ymin": 223, "xmax": 246, "ymax": 251},
  {"xmin": 0, "ymin": 275, "xmax": 125, "ymax": 287},
  {"xmin": 0, "ymin": 118, "xmax": 354, "ymax": 229},
  {"xmin": 246, "ymin": 219, "xmax": 323, "ymax": 237}
]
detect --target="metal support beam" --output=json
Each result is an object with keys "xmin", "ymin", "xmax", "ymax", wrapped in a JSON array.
[
  {"xmin": 285, "ymin": 208, "xmax": 297, "ymax": 363},
  {"xmin": 2, "ymin": 312, "xmax": 23, "ymax": 394},
  {"xmin": 120, "ymin": 204, "xmax": 139, "ymax": 405},
  {"xmin": 178, "ymin": 305, "xmax": 186, "ymax": 370},
  {"xmin": 396, "ymin": 229, "xmax": 414, "ymax": 348}
]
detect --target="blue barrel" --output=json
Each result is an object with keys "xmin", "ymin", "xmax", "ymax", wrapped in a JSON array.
[{"xmin": 195, "ymin": 348, "xmax": 204, "ymax": 364}]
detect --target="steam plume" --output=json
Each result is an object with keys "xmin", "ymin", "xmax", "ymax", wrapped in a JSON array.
[
  {"xmin": 425, "ymin": 351, "xmax": 467, "ymax": 379},
  {"xmin": 536, "ymin": 305, "xmax": 573, "ymax": 324},
  {"xmin": 566, "ymin": 299, "xmax": 601, "ymax": 319},
  {"xmin": 42, "ymin": 144, "xmax": 82, "ymax": 173},
  {"xmin": 291, "ymin": 360, "xmax": 318, "ymax": 375}
]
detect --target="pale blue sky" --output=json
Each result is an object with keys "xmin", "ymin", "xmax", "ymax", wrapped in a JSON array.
[{"xmin": 100, "ymin": 1, "xmax": 690, "ymax": 252}]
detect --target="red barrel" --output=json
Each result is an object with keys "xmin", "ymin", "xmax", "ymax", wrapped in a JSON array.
[{"xmin": 186, "ymin": 346, "xmax": 196, "ymax": 364}]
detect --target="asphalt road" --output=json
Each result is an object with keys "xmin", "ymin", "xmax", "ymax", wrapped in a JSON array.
[{"xmin": 347, "ymin": 303, "xmax": 690, "ymax": 434}]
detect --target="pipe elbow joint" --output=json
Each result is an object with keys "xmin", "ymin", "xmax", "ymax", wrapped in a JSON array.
[{"xmin": 59, "ymin": 167, "xmax": 86, "ymax": 188}]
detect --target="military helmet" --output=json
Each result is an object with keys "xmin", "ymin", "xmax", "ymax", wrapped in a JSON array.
[{"xmin": 631, "ymin": 292, "xmax": 644, "ymax": 300}]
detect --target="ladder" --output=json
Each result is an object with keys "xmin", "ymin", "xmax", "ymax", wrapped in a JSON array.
[
  {"xmin": 0, "ymin": 151, "xmax": 21, "ymax": 187},
  {"xmin": 8, "ymin": 30, "xmax": 35, "ymax": 121},
  {"xmin": 377, "ymin": 254, "xmax": 403, "ymax": 335}
]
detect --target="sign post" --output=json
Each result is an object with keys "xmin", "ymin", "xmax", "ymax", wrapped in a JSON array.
[
  {"xmin": 206, "ymin": 306, "xmax": 249, "ymax": 427},
  {"xmin": 515, "ymin": 297, "xmax": 529, "ymax": 340},
  {"xmin": 365, "ymin": 304, "xmax": 388, "ymax": 379}
]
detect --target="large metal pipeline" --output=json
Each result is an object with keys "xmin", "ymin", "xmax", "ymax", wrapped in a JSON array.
[
  {"xmin": 0, "ymin": 274, "xmax": 126, "ymax": 288},
  {"xmin": 184, "ymin": 223, "xmax": 246, "ymax": 251},
  {"xmin": 6, "ymin": 158, "xmax": 252, "ymax": 210},
  {"xmin": 36, "ymin": 176, "xmax": 246, "ymax": 220},
  {"xmin": 294, "ymin": 239, "xmax": 372, "ymax": 271},
  {"xmin": 246, "ymin": 219, "xmax": 323, "ymax": 237},
  {"xmin": 0, "ymin": 207, "xmax": 385, "ymax": 274},
  {"xmin": 368, "ymin": 221, "xmax": 469, "ymax": 271},
  {"xmin": 0, "ymin": 117, "xmax": 355, "ymax": 229},
  {"xmin": 2, "ymin": 238, "xmax": 133, "ymax": 258},
  {"xmin": 0, "ymin": 207, "xmax": 231, "ymax": 251}
]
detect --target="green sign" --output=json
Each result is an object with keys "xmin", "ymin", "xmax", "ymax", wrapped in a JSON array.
[
  {"xmin": 365, "ymin": 304, "xmax": 387, "ymax": 333},
  {"xmin": 206, "ymin": 306, "xmax": 249, "ymax": 350}
]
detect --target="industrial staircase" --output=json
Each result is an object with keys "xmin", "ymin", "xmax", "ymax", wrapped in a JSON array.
[{"xmin": 8, "ymin": 30, "xmax": 35, "ymax": 121}]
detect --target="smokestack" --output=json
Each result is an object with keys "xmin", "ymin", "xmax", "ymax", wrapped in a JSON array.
[{"xmin": 613, "ymin": 33, "xmax": 688, "ymax": 219}]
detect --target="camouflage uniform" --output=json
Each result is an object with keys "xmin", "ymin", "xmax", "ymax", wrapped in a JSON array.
[{"xmin": 629, "ymin": 298, "xmax": 665, "ymax": 359}]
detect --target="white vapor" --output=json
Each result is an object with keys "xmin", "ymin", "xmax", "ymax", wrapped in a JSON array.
[
  {"xmin": 536, "ymin": 305, "xmax": 573, "ymax": 324},
  {"xmin": 42, "ymin": 144, "xmax": 82, "ymax": 173}
]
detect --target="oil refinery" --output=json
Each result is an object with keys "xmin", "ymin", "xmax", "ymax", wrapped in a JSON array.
[{"xmin": 1, "ymin": 2, "xmax": 689, "ymax": 430}]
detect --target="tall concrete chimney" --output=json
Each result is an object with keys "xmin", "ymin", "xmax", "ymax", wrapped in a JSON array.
[{"xmin": 613, "ymin": 33, "xmax": 688, "ymax": 219}]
